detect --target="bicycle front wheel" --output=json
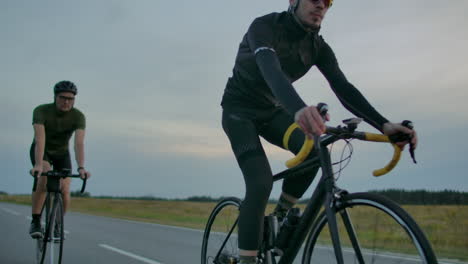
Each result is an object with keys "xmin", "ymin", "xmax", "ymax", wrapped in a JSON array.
[
  {"xmin": 36, "ymin": 194, "xmax": 50, "ymax": 264},
  {"xmin": 201, "ymin": 197, "xmax": 241, "ymax": 264},
  {"xmin": 302, "ymin": 192, "xmax": 437, "ymax": 264},
  {"xmin": 40, "ymin": 194, "xmax": 65, "ymax": 264}
]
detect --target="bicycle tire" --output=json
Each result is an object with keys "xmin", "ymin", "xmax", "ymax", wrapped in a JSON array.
[
  {"xmin": 36, "ymin": 193, "xmax": 51, "ymax": 264},
  {"xmin": 201, "ymin": 197, "xmax": 242, "ymax": 264},
  {"xmin": 40, "ymin": 193, "xmax": 65, "ymax": 264},
  {"xmin": 53, "ymin": 194, "xmax": 64, "ymax": 263},
  {"xmin": 302, "ymin": 192, "xmax": 437, "ymax": 264}
]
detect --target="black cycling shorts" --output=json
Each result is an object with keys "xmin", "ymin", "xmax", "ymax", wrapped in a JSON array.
[{"xmin": 30, "ymin": 143, "xmax": 71, "ymax": 171}]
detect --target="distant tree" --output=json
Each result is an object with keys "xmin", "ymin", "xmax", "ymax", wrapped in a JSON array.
[
  {"xmin": 186, "ymin": 196, "xmax": 217, "ymax": 202},
  {"xmin": 369, "ymin": 189, "xmax": 468, "ymax": 205},
  {"xmin": 0, "ymin": 191, "xmax": 8, "ymax": 195},
  {"xmin": 70, "ymin": 190, "xmax": 91, "ymax": 197}
]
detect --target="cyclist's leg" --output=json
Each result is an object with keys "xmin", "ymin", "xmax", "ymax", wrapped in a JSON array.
[
  {"xmin": 61, "ymin": 178, "xmax": 71, "ymax": 213},
  {"xmin": 30, "ymin": 143, "xmax": 52, "ymax": 237},
  {"xmin": 260, "ymin": 108, "xmax": 320, "ymax": 212},
  {"xmin": 30, "ymin": 143, "xmax": 52, "ymax": 215},
  {"xmin": 31, "ymin": 162, "xmax": 51, "ymax": 214},
  {"xmin": 222, "ymin": 109, "xmax": 274, "ymax": 263}
]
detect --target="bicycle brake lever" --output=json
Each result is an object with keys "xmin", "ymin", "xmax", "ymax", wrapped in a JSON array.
[
  {"xmin": 409, "ymin": 143, "xmax": 417, "ymax": 164},
  {"xmin": 317, "ymin": 102, "xmax": 328, "ymax": 121},
  {"xmin": 402, "ymin": 120, "xmax": 417, "ymax": 164}
]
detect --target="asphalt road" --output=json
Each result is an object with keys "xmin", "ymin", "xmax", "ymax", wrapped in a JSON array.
[
  {"xmin": 1, "ymin": 202, "xmax": 464, "ymax": 264},
  {"xmin": 1, "ymin": 202, "xmax": 203, "ymax": 264}
]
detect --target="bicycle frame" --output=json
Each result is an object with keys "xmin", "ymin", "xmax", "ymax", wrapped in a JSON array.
[
  {"xmin": 271, "ymin": 133, "xmax": 349, "ymax": 264},
  {"xmin": 32, "ymin": 170, "xmax": 86, "ymax": 264},
  {"xmin": 205, "ymin": 112, "xmax": 416, "ymax": 264}
]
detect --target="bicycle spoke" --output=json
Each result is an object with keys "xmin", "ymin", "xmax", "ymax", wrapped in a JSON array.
[
  {"xmin": 303, "ymin": 193, "xmax": 437, "ymax": 264},
  {"xmin": 214, "ymin": 217, "xmax": 239, "ymax": 261},
  {"xmin": 339, "ymin": 209, "xmax": 365, "ymax": 263},
  {"xmin": 325, "ymin": 202, "xmax": 344, "ymax": 263},
  {"xmin": 201, "ymin": 198, "xmax": 241, "ymax": 264}
]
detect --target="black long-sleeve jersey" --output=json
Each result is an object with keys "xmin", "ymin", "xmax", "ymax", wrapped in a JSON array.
[{"xmin": 221, "ymin": 11, "xmax": 388, "ymax": 131}]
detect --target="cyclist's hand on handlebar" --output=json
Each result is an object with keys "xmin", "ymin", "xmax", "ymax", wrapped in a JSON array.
[
  {"xmin": 294, "ymin": 105, "xmax": 330, "ymax": 138},
  {"xmin": 30, "ymin": 164, "xmax": 43, "ymax": 178},
  {"xmin": 382, "ymin": 122, "xmax": 418, "ymax": 150},
  {"xmin": 78, "ymin": 168, "xmax": 91, "ymax": 180}
]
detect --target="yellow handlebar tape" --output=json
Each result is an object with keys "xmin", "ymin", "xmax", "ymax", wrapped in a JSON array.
[
  {"xmin": 364, "ymin": 133, "xmax": 402, "ymax": 176},
  {"xmin": 282, "ymin": 129, "xmax": 402, "ymax": 175},
  {"xmin": 364, "ymin": 133, "xmax": 390, "ymax": 143},
  {"xmin": 283, "ymin": 123, "xmax": 314, "ymax": 168},
  {"xmin": 372, "ymin": 144, "xmax": 402, "ymax": 176}
]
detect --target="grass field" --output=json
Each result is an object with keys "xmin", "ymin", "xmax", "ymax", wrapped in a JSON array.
[{"xmin": 1, "ymin": 194, "xmax": 466, "ymax": 262}]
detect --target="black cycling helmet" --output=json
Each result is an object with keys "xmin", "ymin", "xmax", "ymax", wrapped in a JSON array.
[{"xmin": 54, "ymin": 80, "xmax": 77, "ymax": 95}]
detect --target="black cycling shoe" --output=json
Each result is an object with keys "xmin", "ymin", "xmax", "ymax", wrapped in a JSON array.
[{"xmin": 29, "ymin": 220, "xmax": 43, "ymax": 239}]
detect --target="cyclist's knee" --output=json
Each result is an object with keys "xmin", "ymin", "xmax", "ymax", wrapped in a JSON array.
[
  {"xmin": 35, "ymin": 177, "xmax": 47, "ymax": 192},
  {"xmin": 61, "ymin": 178, "xmax": 72, "ymax": 194}
]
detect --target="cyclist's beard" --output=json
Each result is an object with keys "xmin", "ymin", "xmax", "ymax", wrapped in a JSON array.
[{"xmin": 291, "ymin": 10, "xmax": 321, "ymax": 32}]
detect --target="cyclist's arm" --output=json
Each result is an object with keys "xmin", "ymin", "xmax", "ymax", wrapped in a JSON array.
[
  {"xmin": 32, "ymin": 124, "xmax": 45, "ymax": 172},
  {"xmin": 316, "ymin": 40, "xmax": 388, "ymax": 132},
  {"xmin": 74, "ymin": 129, "xmax": 85, "ymax": 167},
  {"xmin": 74, "ymin": 129, "xmax": 91, "ymax": 178},
  {"xmin": 246, "ymin": 17, "xmax": 306, "ymax": 115},
  {"xmin": 255, "ymin": 49, "xmax": 306, "ymax": 115},
  {"xmin": 255, "ymin": 51, "xmax": 326, "ymax": 136}
]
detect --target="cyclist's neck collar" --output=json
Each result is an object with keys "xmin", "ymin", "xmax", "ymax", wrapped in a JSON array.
[{"xmin": 53, "ymin": 102, "xmax": 71, "ymax": 116}]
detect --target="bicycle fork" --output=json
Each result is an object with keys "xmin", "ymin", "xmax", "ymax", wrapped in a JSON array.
[{"xmin": 320, "ymin": 142, "xmax": 367, "ymax": 264}]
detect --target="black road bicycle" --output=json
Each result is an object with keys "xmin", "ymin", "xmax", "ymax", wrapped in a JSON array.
[
  {"xmin": 32, "ymin": 169, "xmax": 87, "ymax": 264},
  {"xmin": 201, "ymin": 104, "xmax": 437, "ymax": 264}
]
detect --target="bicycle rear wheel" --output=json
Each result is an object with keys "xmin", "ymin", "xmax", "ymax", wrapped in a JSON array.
[
  {"xmin": 40, "ymin": 193, "xmax": 65, "ymax": 264},
  {"xmin": 201, "ymin": 197, "xmax": 241, "ymax": 264},
  {"xmin": 302, "ymin": 192, "xmax": 437, "ymax": 264}
]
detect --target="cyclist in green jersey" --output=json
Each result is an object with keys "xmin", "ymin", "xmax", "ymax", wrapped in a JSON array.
[{"xmin": 29, "ymin": 80, "xmax": 91, "ymax": 238}]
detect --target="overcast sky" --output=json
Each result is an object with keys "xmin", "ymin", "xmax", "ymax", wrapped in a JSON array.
[{"xmin": 2, "ymin": 0, "xmax": 467, "ymax": 199}]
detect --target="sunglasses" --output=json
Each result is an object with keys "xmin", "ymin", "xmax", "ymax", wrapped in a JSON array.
[
  {"xmin": 311, "ymin": 0, "xmax": 333, "ymax": 8},
  {"xmin": 57, "ymin": 95, "xmax": 75, "ymax": 101}
]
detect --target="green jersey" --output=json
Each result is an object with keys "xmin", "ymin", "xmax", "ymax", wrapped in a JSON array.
[{"xmin": 32, "ymin": 103, "xmax": 86, "ymax": 155}]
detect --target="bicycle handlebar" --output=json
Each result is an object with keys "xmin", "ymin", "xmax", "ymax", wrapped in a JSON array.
[
  {"xmin": 360, "ymin": 132, "xmax": 402, "ymax": 176},
  {"xmin": 282, "ymin": 123, "xmax": 404, "ymax": 177},
  {"xmin": 31, "ymin": 170, "xmax": 87, "ymax": 193}
]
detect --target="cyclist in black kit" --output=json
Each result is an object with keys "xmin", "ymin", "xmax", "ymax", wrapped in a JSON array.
[{"xmin": 221, "ymin": 0, "xmax": 418, "ymax": 263}]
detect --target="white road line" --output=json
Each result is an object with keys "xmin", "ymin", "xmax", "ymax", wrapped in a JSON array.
[
  {"xmin": 121, "ymin": 218, "xmax": 203, "ymax": 234},
  {"xmin": 1, "ymin": 207, "xmax": 20, "ymax": 216},
  {"xmin": 99, "ymin": 244, "xmax": 163, "ymax": 264}
]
